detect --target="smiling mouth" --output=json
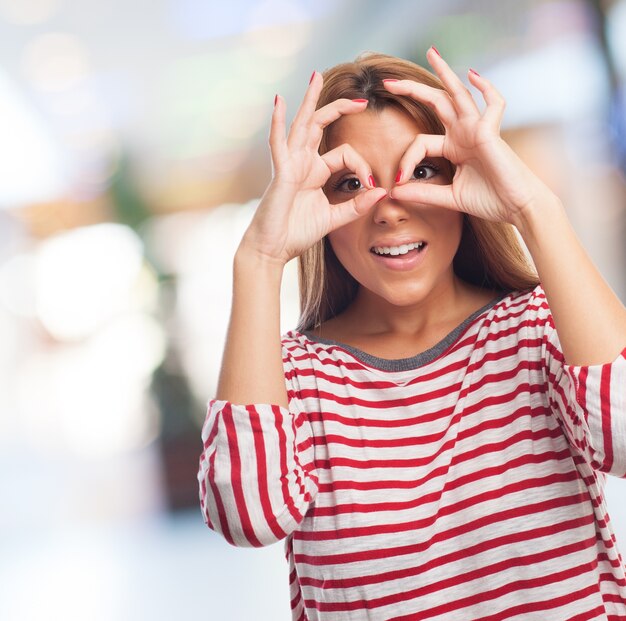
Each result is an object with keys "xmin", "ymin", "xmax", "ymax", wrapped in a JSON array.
[{"xmin": 370, "ymin": 241, "xmax": 427, "ymax": 257}]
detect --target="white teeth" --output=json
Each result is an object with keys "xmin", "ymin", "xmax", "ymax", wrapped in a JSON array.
[{"xmin": 372, "ymin": 242, "xmax": 424, "ymax": 256}]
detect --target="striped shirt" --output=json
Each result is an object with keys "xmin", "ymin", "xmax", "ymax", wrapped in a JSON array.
[{"xmin": 198, "ymin": 285, "xmax": 626, "ymax": 620}]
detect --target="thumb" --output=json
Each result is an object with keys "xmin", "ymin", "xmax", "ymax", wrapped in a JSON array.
[{"xmin": 329, "ymin": 188, "xmax": 387, "ymax": 231}]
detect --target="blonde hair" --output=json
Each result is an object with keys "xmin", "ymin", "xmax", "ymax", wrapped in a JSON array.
[{"xmin": 296, "ymin": 52, "xmax": 539, "ymax": 332}]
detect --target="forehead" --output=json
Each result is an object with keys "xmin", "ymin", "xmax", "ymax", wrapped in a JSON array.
[{"xmin": 325, "ymin": 106, "xmax": 426, "ymax": 152}]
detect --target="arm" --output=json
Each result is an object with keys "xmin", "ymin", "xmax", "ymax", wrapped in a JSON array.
[
  {"xmin": 385, "ymin": 46, "xmax": 626, "ymax": 367},
  {"xmin": 529, "ymin": 284, "xmax": 626, "ymax": 477},
  {"xmin": 513, "ymin": 193, "xmax": 626, "ymax": 366},
  {"xmin": 216, "ymin": 77, "xmax": 385, "ymax": 406},
  {"xmin": 384, "ymin": 47, "xmax": 626, "ymax": 474},
  {"xmin": 199, "ymin": 75, "xmax": 386, "ymax": 545},
  {"xmin": 216, "ymin": 251, "xmax": 288, "ymax": 406}
]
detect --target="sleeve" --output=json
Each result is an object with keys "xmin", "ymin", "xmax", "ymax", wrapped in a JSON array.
[
  {"xmin": 530, "ymin": 287, "xmax": 626, "ymax": 477},
  {"xmin": 196, "ymin": 340, "xmax": 319, "ymax": 547}
]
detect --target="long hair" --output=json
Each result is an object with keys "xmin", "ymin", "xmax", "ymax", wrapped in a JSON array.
[{"xmin": 296, "ymin": 52, "xmax": 539, "ymax": 332}]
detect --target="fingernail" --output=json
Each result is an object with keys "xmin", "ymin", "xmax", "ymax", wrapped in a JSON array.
[
  {"xmin": 431, "ymin": 45, "xmax": 441, "ymax": 57},
  {"xmin": 352, "ymin": 98, "xmax": 368, "ymax": 103},
  {"xmin": 383, "ymin": 79, "xmax": 398, "ymax": 83},
  {"xmin": 368, "ymin": 175, "xmax": 376, "ymax": 188},
  {"xmin": 469, "ymin": 68, "xmax": 480, "ymax": 77},
  {"xmin": 395, "ymin": 169, "xmax": 403, "ymax": 183},
  {"xmin": 274, "ymin": 94, "xmax": 278, "ymax": 106},
  {"xmin": 309, "ymin": 71, "xmax": 316, "ymax": 84}
]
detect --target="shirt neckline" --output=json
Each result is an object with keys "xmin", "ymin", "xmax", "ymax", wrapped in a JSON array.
[{"xmin": 300, "ymin": 292, "xmax": 509, "ymax": 372}]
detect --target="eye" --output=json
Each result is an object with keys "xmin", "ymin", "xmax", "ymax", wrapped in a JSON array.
[
  {"xmin": 411, "ymin": 162, "xmax": 440, "ymax": 181},
  {"xmin": 331, "ymin": 176, "xmax": 363, "ymax": 193}
]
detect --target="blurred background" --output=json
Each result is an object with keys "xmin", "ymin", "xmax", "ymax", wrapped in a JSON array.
[{"xmin": 1, "ymin": 0, "xmax": 625, "ymax": 619}]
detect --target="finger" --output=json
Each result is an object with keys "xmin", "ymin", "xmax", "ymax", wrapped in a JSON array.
[
  {"xmin": 307, "ymin": 98, "xmax": 369, "ymax": 150},
  {"xmin": 322, "ymin": 143, "xmax": 376, "ymax": 189},
  {"xmin": 468, "ymin": 69, "xmax": 506, "ymax": 130},
  {"xmin": 389, "ymin": 181, "xmax": 457, "ymax": 211},
  {"xmin": 269, "ymin": 94, "xmax": 288, "ymax": 174},
  {"xmin": 314, "ymin": 98, "xmax": 369, "ymax": 129},
  {"xmin": 329, "ymin": 188, "xmax": 388, "ymax": 231},
  {"xmin": 287, "ymin": 71, "xmax": 324, "ymax": 151},
  {"xmin": 383, "ymin": 79, "xmax": 457, "ymax": 127},
  {"xmin": 425, "ymin": 46, "xmax": 481, "ymax": 118},
  {"xmin": 394, "ymin": 134, "xmax": 445, "ymax": 185}
]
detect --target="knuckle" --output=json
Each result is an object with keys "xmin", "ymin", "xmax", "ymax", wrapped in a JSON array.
[
  {"xmin": 450, "ymin": 84, "xmax": 466, "ymax": 95},
  {"xmin": 340, "ymin": 142, "xmax": 354, "ymax": 156},
  {"xmin": 489, "ymin": 88, "xmax": 505, "ymax": 105}
]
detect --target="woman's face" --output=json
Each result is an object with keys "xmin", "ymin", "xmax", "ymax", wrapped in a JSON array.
[{"xmin": 325, "ymin": 106, "xmax": 463, "ymax": 309}]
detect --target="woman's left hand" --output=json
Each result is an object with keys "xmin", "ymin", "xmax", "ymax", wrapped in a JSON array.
[{"xmin": 386, "ymin": 46, "xmax": 556, "ymax": 226}]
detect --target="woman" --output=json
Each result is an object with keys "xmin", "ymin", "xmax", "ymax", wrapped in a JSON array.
[{"xmin": 198, "ymin": 47, "xmax": 626, "ymax": 620}]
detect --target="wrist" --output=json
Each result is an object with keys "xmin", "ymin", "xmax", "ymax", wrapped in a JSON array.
[
  {"xmin": 234, "ymin": 242, "xmax": 287, "ymax": 277},
  {"xmin": 510, "ymin": 192, "xmax": 565, "ymax": 241}
]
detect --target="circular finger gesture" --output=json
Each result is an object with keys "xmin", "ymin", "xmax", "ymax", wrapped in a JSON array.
[
  {"xmin": 386, "ymin": 47, "xmax": 555, "ymax": 226},
  {"xmin": 240, "ymin": 73, "xmax": 387, "ymax": 266}
]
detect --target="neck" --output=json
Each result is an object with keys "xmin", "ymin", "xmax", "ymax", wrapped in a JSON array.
[{"xmin": 345, "ymin": 274, "xmax": 474, "ymax": 338}]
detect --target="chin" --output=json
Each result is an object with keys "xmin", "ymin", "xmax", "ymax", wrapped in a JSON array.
[{"xmin": 372, "ymin": 281, "xmax": 436, "ymax": 308}]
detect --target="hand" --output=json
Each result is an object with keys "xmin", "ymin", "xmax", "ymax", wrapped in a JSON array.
[
  {"xmin": 386, "ymin": 47, "xmax": 556, "ymax": 226},
  {"xmin": 239, "ymin": 73, "xmax": 387, "ymax": 266}
]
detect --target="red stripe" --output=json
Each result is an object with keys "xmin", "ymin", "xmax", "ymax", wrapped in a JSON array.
[
  {"xmin": 223, "ymin": 403, "xmax": 262, "ymax": 547},
  {"xmin": 312, "ymin": 424, "xmax": 560, "ymax": 472},
  {"xmin": 297, "ymin": 357, "xmax": 544, "ymax": 413},
  {"xmin": 600, "ymin": 363, "xmax": 614, "ymax": 471},
  {"xmin": 310, "ymin": 447, "xmax": 572, "ymax": 517},
  {"xmin": 308, "ymin": 401, "xmax": 550, "ymax": 452},
  {"xmin": 578, "ymin": 365, "xmax": 589, "ymax": 412},
  {"xmin": 567, "ymin": 607, "xmax": 612, "ymax": 621},
  {"xmin": 390, "ymin": 568, "xmax": 599, "ymax": 619},
  {"xmin": 290, "ymin": 411, "xmax": 317, "ymax": 502},
  {"xmin": 305, "ymin": 404, "xmax": 456, "ymax": 429},
  {"xmin": 295, "ymin": 469, "xmax": 582, "ymax": 542},
  {"xmin": 298, "ymin": 515, "xmax": 594, "ymax": 589},
  {"xmin": 285, "ymin": 319, "xmax": 545, "ymax": 375},
  {"xmin": 207, "ymin": 440, "xmax": 234, "ymax": 545},
  {"xmin": 273, "ymin": 405, "xmax": 305, "ymax": 525},
  {"xmin": 294, "ymin": 492, "xmax": 588, "ymax": 565},
  {"xmin": 247, "ymin": 405, "xmax": 287, "ymax": 541},
  {"xmin": 199, "ymin": 408, "xmax": 222, "ymax": 530},
  {"xmin": 304, "ymin": 385, "xmax": 548, "ymax": 430},
  {"xmin": 309, "ymin": 561, "xmax": 597, "ymax": 615},
  {"xmin": 315, "ymin": 429, "xmax": 562, "ymax": 494},
  {"xmin": 469, "ymin": 585, "xmax": 602, "ymax": 621},
  {"xmin": 599, "ymin": 572, "xmax": 626, "ymax": 587}
]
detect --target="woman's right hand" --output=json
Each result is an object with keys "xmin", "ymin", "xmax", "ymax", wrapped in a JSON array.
[{"xmin": 238, "ymin": 71, "xmax": 388, "ymax": 267}]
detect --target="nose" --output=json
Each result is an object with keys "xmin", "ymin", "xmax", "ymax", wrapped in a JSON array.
[{"xmin": 371, "ymin": 193, "xmax": 411, "ymax": 226}]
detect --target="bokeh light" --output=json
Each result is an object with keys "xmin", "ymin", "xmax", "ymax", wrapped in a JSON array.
[
  {"xmin": 0, "ymin": 0, "xmax": 63, "ymax": 25},
  {"xmin": 35, "ymin": 223, "xmax": 152, "ymax": 340}
]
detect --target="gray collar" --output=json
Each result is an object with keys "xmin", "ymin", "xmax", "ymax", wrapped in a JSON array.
[{"xmin": 301, "ymin": 294, "xmax": 507, "ymax": 372}]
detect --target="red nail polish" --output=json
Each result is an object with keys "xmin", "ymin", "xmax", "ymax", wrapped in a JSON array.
[
  {"xmin": 431, "ymin": 45, "xmax": 441, "ymax": 57},
  {"xmin": 352, "ymin": 98, "xmax": 368, "ymax": 103},
  {"xmin": 274, "ymin": 94, "xmax": 278, "ymax": 106},
  {"xmin": 395, "ymin": 169, "xmax": 403, "ymax": 183},
  {"xmin": 368, "ymin": 175, "xmax": 376, "ymax": 188},
  {"xmin": 469, "ymin": 68, "xmax": 480, "ymax": 77},
  {"xmin": 383, "ymin": 79, "xmax": 398, "ymax": 83},
  {"xmin": 309, "ymin": 71, "xmax": 316, "ymax": 84}
]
